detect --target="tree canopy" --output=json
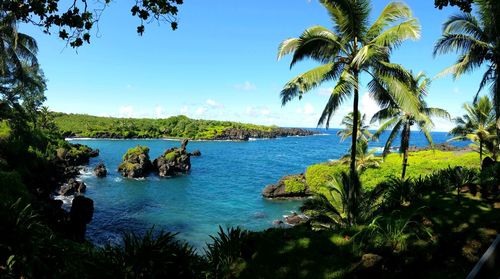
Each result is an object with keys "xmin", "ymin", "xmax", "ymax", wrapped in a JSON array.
[
  {"xmin": 0, "ymin": 0, "xmax": 183, "ymax": 47},
  {"xmin": 434, "ymin": 0, "xmax": 474, "ymax": 12}
]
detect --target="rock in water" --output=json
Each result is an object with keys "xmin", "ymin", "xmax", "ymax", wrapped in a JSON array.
[
  {"xmin": 117, "ymin": 146, "xmax": 153, "ymax": 178},
  {"xmin": 190, "ymin": 149, "xmax": 202, "ymax": 156},
  {"xmin": 262, "ymin": 174, "xmax": 310, "ymax": 199},
  {"xmin": 153, "ymin": 139, "xmax": 197, "ymax": 177},
  {"xmin": 59, "ymin": 178, "xmax": 86, "ymax": 196},
  {"xmin": 69, "ymin": 196, "xmax": 94, "ymax": 242},
  {"xmin": 93, "ymin": 162, "xmax": 107, "ymax": 177}
]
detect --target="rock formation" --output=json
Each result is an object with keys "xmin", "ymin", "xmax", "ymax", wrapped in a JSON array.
[
  {"xmin": 69, "ymin": 195, "xmax": 94, "ymax": 242},
  {"xmin": 93, "ymin": 162, "xmax": 107, "ymax": 177},
  {"xmin": 212, "ymin": 127, "xmax": 316, "ymax": 141},
  {"xmin": 262, "ymin": 174, "xmax": 311, "ymax": 199},
  {"xmin": 153, "ymin": 139, "xmax": 198, "ymax": 177},
  {"xmin": 117, "ymin": 146, "xmax": 153, "ymax": 178},
  {"xmin": 59, "ymin": 178, "xmax": 86, "ymax": 196}
]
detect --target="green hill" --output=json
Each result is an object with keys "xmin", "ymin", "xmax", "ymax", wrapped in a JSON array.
[{"xmin": 52, "ymin": 113, "xmax": 313, "ymax": 140}]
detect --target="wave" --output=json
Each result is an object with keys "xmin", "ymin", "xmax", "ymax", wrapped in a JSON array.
[{"xmin": 53, "ymin": 195, "xmax": 74, "ymax": 211}]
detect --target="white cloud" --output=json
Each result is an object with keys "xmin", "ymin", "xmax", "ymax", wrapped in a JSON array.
[
  {"xmin": 296, "ymin": 103, "xmax": 315, "ymax": 115},
  {"xmin": 155, "ymin": 106, "xmax": 165, "ymax": 118},
  {"xmin": 318, "ymin": 87, "xmax": 333, "ymax": 96},
  {"xmin": 180, "ymin": 106, "xmax": 189, "ymax": 115},
  {"xmin": 195, "ymin": 107, "xmax": 207, "ymax": 116},
  {"xmin": 246, "ymin": 106, "xmax": 271, "ymax": 116},
  {"xmin": 206, "ymin": 99, "xmax": 224, "ymax": 109},
  {"xmin": 234, "ymin": 81, "xmax": 256, "ymax": 91},
  {"xmin": 360, "ymin": 92, "xmax": 380, "ymax": 121},
  {"xmin": 119, "ymin": 106, "xmax": 134, "ymax": 118}
]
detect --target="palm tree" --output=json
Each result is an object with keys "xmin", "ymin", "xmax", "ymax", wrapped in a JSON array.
[
  {"xmin": 434, "ymin": 0, "xmax": 500, "ymax": 154},
  {"xmin": 339, "ymin": 140, "xmax": 381, "ymax": 172},
  {"xmin": 449, "ymin": 96, "xmax": 496, "ymax": 163},
  {"xmin": 0, "ymin": 13, "xmax": 40, "ymax": 109},
  {"xmin": 371, "ymin": 72, "xmax": 450, "ymax": 179},
  {"xmin": 277, "ymin": 0, "xmax": 421, "ymax": 212},
  {"xmin": 337, "ymin": 112, "xmax": 373, "ymax": 143}
]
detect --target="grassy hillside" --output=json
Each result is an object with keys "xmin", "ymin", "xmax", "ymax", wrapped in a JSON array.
[{"xmin": 52, "ymin": 113, "xmax": 278, "ymax": 139}]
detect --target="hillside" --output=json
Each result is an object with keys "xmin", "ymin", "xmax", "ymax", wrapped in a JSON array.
[{"xmin": 52, "ymin": 113, "xmax": 316, "ymax": 140}]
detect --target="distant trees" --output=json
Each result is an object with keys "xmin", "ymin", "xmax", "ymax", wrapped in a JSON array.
[{"xmin": 0, "ymin": 0, "xmax": 183, "ymax": 47}]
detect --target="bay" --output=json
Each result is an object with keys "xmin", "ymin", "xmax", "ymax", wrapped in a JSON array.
[{"xmin": 70, "ymin": 129, "xmax": 468, "ymax": 249}]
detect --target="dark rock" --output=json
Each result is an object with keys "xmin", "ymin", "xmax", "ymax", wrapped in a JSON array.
[
  {"xmin": 69, "ymin": 196, "xmax": 94, "ymax": 242},
  {"xmin": 285, "ymin": 212, "xmax": 307, "ymax": 226},
  {"xmin": 407, "ymin": 143, "xmax": 472, "ymax": 153},
  {"xmin": 191, "ymin": 149, "xmax": 202, "ymax": 156},
  {"xmin": 359, "ymin": 253, "xmax": 383, "ymax": 269},
  {"xmin": 262, "ymin": 174, "xmax": 310, "ymax": 199},
  {"xmin": 211, "ymin": 127, "xmax": 317, "ymax": 141},
  {"xmin": 153, "ymin": 139, "xmax": 197, "ymax": 177},
  {"xmin": 273, "ymin": 220, "xmax": 284, "ymax": 225},
  {"xmin": 59, "ymin": 178, "xmax": 86, "ymax": 196},
  {"xmin": 118, "ymin": 146, "xmax": 153, "ymax": 178},
  {"xmin": 482, "ymin": 156, "xmax": 495, "ymax": 169},
  {"xmin": 93, "ymin": 162, "xmax": 107, "ymax": 177}
]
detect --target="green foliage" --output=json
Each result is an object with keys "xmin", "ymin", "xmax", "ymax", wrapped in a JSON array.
[
  {"xmin": 0, "ymin": 120, "xmax": 11, "ymax": 140},
  {"xmin": 123, "ymin": 145, "xmax": 150, "ymax": 160},
  {"xmin": 283, "ymin": 176, "xmax": 307, "ymax": 193},
  {"xmin": 99, "ymin": 228, "xmax": 202, "ymax": 278},
  {"xmin": 165, "ymin": 150, "xmax": 179, "ymax": 161},
  {"xmin": 205, "ymin": 226, "xmax": 249, "ymax": 279},
  {"xmin": 305, "ymin": 164, "xmax": 348, "ymax": 192},
  {"xmin": 2, "ymin": 0, "xmax": 183, "ymax": 47},
  {"xmin": 0, "ymin": 171, "xmax": 31, "ymax": 204},
  {"xmin": 52, "ymin": 113, "xmax": 279, "ymax": 140}
]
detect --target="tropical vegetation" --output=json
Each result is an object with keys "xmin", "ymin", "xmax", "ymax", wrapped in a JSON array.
[
  {"xmin": 434, "ymin": 0, "xmax": 500, "ymax": 153},
  {"xmin": 449, "ymin": 95, "xmax": 498, "ymax": 162},
  {"xmin": 371, "ymin": 71, "xmax": 450, "ymax": 178},
  {"xmin": 2, "ymin": 0, "xmax": 500, "ymax": 278}
]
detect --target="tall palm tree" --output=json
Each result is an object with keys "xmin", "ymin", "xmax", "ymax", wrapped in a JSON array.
[
  {"xmin": 337, "ymin": 111, "xmax": 373, "ymax": 143},
  {"xmin": 371, "ymin": 72, "xmax": 450, "ymax": 179},
  {"xmin": 277, "ymin": 0, "xmax": 421, "ymax": 215},
  {"xmin": 434, "ymin": 0, "xmax": 500, "ymax": 154},
  {"xmin": 0, "ymin": 13, "xmax": 39, "ymax": 107},
  {"xmin": 449, "ymin": 95, "xmax": 496, "ymax": 163}
]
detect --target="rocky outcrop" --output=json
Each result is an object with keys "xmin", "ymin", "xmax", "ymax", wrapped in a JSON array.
[
  {"xmin": 59, "ymin": 178, "xmax": 86, "ymax": 196},
  {"xmin": 93, "ymin": 162, "xmax": 107, "ymax": 177},
  {"xmin": 262, "ymin": 174, "xmax": 311, "ymax": 199},
  {"xmin": 153, "ymin": 139, "xmax": 197, "ymax": 177},
  {"xmin": 285, "ymin": 212, "xmax": 308, "ymax": 226},
  {"xmin": 407, "ymin": 143, "xmax": 472, "ymax": 153},
  {"xmin": 69, "ymin": 195, "xmax": 94, "ymax": 242},
  {"xmin": 211, "ymin": 127, "xmax": 317, "ymax": 141},
  {"xmin": 190, "ymin": 149, "xmax": 201, "ymax": 156},
  {"xmin": 118, "ymin": 146, "xmax": 153, "ymax": 178}
]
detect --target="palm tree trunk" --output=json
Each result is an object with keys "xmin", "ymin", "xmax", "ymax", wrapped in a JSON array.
[
  {"xmin": 479, "ymin": 139, "xmax": 483, "ymax": 165},
  {"xmin": 348, "ymin": 69, "xmax": 360, "ymax": 225},
  {"xmin": 401, "ymin": 122, "xmax": 410, "ymax": 179}
]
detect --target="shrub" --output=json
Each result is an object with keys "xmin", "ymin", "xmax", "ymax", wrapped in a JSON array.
[{"xmin": 284, "ymin": 175, "xmax": 306, "ymax": 193}]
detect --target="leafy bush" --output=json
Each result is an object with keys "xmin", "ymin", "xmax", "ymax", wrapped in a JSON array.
[
  {"xmin": 205, "ymin": 226, "xmax": 249, "ymax": 279},
  {"xmin": 283, "ymin": 175, "xmax": 307, "ymax": 193},
  {"xmin": 123, "ymin": 145, "xmax": 150, "ymax": 161},
  {"xmin": 99, "ymin": 228, "xmax": 203, "ymax": 278}
]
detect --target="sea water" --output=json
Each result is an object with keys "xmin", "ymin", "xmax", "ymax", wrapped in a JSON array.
[{"xmin": 70, "ymin": 129, "xmax": 468, "ymax": 249}]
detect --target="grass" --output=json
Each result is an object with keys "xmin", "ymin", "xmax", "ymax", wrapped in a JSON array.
[
  {"xmin": 123, "ymin": 145, "xmax": 149, "ymax": 161},
  {"xmin": 305, "ymin": 150, "xmax": 480, "ymax": 192},
  {"xmin": 231, "ymin": 191, "xmax": 500, "ymax": 278}
]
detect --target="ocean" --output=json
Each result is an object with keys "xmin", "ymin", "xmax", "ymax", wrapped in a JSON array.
[{"xmin": 67, "ymin": 129, "xmax": 469, "ymax": 249}]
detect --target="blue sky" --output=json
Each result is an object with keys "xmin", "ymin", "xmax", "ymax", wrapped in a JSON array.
[{"xmin": 21, "ymin": 0, "xmax": 486, "ymax": 131}]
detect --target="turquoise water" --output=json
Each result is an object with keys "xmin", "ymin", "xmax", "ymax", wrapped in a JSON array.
[{"xmin": 70, "ymin": 129, "xmax": 467, "ymax": 249}]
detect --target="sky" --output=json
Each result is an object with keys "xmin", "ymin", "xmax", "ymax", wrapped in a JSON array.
[{"xmin": 20, "ymin": 0, "xmax": 488, "ymax": 131}]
